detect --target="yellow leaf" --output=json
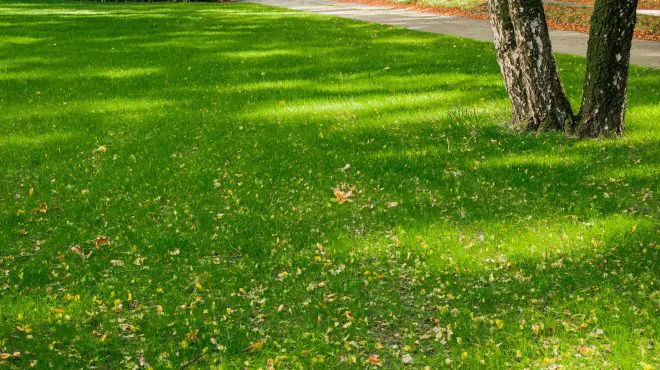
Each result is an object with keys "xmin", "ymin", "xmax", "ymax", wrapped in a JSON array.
[
  {"xmin": 186, "ymin": 329, "xmax": 199, "ymax": 341},
  {"xmin": 16, "ymin": 324, "xmax": 32, "ymax": 333},
  {"xmin": 248, "ymin": 341, "xmax": 264, "ymax": 353}
]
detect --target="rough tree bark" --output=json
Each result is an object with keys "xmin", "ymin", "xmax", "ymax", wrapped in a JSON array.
[
  {"xmin": 488, "ymin": 0, "xmax": 573, "ymax": 132},
  {"xmin": 577, "ymin": 0, "xmax": 638, "ymax": 137},
  {"xmin": 487, "ymin": 0, "xmax": 530, "ymax": 129},
  {"xmin": 488, "ymin": 0, "xmax": 638, "ymax": 138}
]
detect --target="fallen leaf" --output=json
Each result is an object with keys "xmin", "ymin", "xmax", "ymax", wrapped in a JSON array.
[
  {"xmin": 333, "ymin": 186, "xmax": 355, "ymax": 204},
  {"xmin": 0, "ymin": 352, "xmax": 20, "ymax": 360},
  {"xmin": 366, "ymin": 354, "xmax": 382, "ymax": 367},
  {"xmin": 248, "ymin": 341, "xmax": 263, "ymax": 353},
  {"xmin": 70, "ymin": 245, "xmax": 88, "ymax": 259},
  {"xmin": 95, "ymin": 236, "xmax": 110, "ymax": 248},
  {"xmin": 185, "ymin": 329, "xmax": 199, "ymax": 341},
  {"xmin": 95, "ymin": 145, "xmax": 107, "ymax": 153},
  {"xmin": 578, "ymin": 345, "xmax": 594, "ymax": 356},
  {"xmin": 16, "ymin": 324, "xmax": 32, "ymax": 333}
]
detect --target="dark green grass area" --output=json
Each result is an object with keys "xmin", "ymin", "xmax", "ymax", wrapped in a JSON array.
[{"xmin": 0, "ymin": 1, "xmax": 658, "ymax": 368}]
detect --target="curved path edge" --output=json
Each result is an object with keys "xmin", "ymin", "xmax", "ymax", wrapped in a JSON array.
[{"xmin": 244, "ymin": 0, "xmax": 660, "ymax": 69}]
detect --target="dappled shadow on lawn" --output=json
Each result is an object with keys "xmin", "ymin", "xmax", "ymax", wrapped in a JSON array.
[{"xmin": 0, "ymin": 1, "xmax": 658, "ymax": 368}]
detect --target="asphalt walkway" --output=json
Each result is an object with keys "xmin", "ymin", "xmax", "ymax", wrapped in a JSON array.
[{"xmin": 246, "ymin": 0, "xmax": 660, "ymax": 68}]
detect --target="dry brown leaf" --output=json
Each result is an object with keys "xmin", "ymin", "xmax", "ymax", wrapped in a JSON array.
[
  {"xmin": 0, "ymin": 352, "xmax": 20, "ymax": 360},
  {"xmin": 95, "ymin": 236, "xmax": 110, "ymax": 248},
  {"xmin": 70, "ymin": 245, "xmax": 87, "ymax": 259}
]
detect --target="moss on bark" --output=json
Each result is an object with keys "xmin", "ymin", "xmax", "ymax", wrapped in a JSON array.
[{"xmin": 577, "ymin": 0, "xmax": 638, "ymax": 138}]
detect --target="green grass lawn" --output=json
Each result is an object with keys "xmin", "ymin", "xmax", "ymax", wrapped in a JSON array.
[{"xmin": 0, "ymin": 1, "xmax": 658, "ymax": 368}]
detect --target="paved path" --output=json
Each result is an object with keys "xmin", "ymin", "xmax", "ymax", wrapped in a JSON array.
[{"xmin": 246, "ymin": 0, "xmax": 660, "ymax": 68}]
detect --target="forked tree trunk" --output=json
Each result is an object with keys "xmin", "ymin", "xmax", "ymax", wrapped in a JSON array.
[
  {"xmin": 577, "ymin": 0, "xmax": 638, "ymax": 137},
  {"xmin": 488, "ymin": 0, "xmax": 574, "ymax": 132}
]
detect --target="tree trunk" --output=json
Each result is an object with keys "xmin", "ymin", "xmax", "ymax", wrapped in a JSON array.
[
  {"xmin": 577, "ymin": 0, "xmax": 638, "ymax": 138},
  {"xmin": 508, "ymin": 0, "xmax": 574, "ymax": 131},
  {"xmin": 487, "ymin": 0, "xmax": 530, "ymax": 130},
  {"xmin": 489, "ymin": 0, "xmax": 574, "ymax": 132}
]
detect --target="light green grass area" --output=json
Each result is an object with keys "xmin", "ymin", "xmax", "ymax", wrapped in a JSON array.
[{"xmin": 0, "ymin": 1, "xmax": 658, "ymax": 368}]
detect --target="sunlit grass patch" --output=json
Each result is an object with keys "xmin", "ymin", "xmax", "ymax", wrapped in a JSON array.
[
  {"xmin": 0, "ymin": 35, "xmax": 42, "ymax": 44},
  {"xmin": 0, "ymin": 132, "xmax": 74, "ymax": 148},
  {"xmin": 94, "ymin": 67, "xmax": 162, "ymax": 79}
]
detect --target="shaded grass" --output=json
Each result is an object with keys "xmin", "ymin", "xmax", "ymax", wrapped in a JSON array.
[{"xmin": 0, "ymin": 0, "xmax": 658, "ymax": 368}]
